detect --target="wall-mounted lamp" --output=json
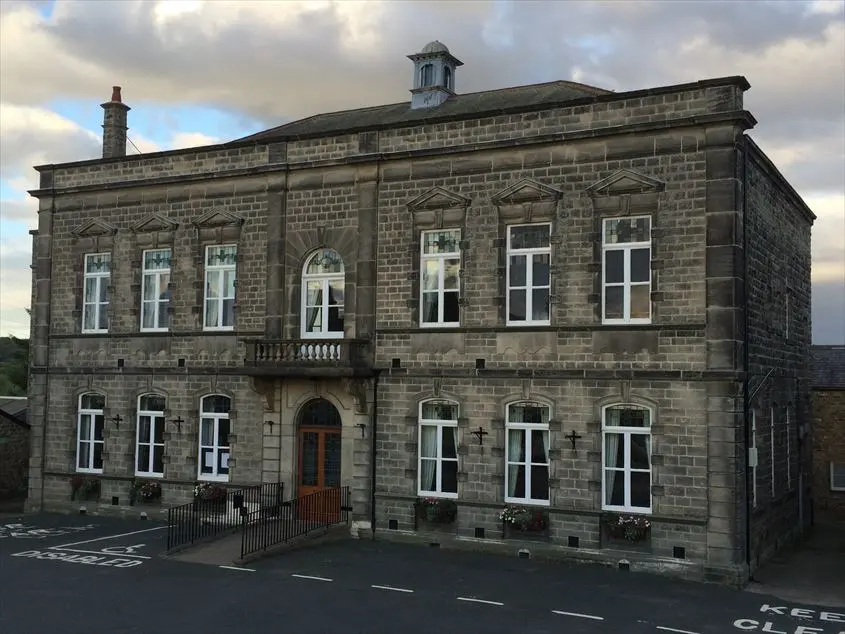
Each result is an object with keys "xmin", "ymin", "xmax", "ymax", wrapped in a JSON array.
[
  {"xmin": 565, "ymin": 430, "xmax": 583, "ymax": 450},
  {"xmin": 110, "ymin": 414, "xmax": 123, "ymax": 430},
  {"xmin": 170, "ymin": 416, "xmax": 184, "ymax": 434},
  {"xmin": 355, "ymin": 423, "xmax": 367, "ymax": 438},
  {"xmin": 470, "ymin": 426, "xmax": 489, "ymax": 445},
  {"xmin": 266, "ymin": 420, "xmax": 276, "ymax": 432}
]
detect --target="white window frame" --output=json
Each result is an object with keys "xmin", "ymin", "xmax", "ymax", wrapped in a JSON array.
[
  {"xmin": 420, "ymin": 63, "xmax": 434, "ymax": 87},
  {"xmin": 420, "ymin": 229, "xmax": 461, "ymax": 327},
  {"xmin": 504, "ymin": 401, "xmax": 551, "ymax": 506},
  {"xmin": 417, "ymin": 400, "xmax": 459, "ymax": 498},
  {"xmin": 76, "ymin": 393, "xmax": 105, "ymax": 474},
  {"xmin": 135, "ymin": 394, "xmax": 166, "ymax": 478},
  {"xmin": 82, "ymin": 253, "xmax": 111, "ymax": 334},
  {"xmin": 751, "ymin": 410, "xmax": 758, "ymax": 508},
  {"xmin": 601, "ymin": 216, "xmax": 652, "ymax": 325},
  {"xmin": 203, "ymin": 245, "xmax": 237, "ymax": 331},
  {"xmin": 198, "ymin": 394, "xmax": 231, "ymax": 482},
  {"xmin": 831, "ymin": 463, "xmax": 845, "ymax": 492},
  {"xmin": 506, "ymin": 223, "xmax": 552, "ymax": 326},
  {"xmin": 785, "ymin": 406, "xmax": 792, "ymax": 490},
  {"xmin": 300, "ymin": 249, "xmax": 345, "ymax": 339},
  {"xmin": 601, "ymin": 404, "xmax": 653, "ymax": 514},
  {"xmin": 140, "ymin": 248, "xmax": 172, "ymax": 332}
]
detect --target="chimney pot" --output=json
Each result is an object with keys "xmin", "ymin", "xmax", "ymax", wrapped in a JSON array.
[{"xmin": 111, "ymin": 86, "xmax": 122, "ymax": 102}]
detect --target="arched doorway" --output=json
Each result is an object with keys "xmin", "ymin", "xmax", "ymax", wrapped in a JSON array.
[{"xmin": 297, "ymin": 398, "xmax": 342, "ymax": 498}]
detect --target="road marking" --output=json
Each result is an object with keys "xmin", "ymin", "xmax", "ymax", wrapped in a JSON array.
[
  {"xmin": 219, "ymin": 565, "xmax": 255, "ymax": 572},
  {"xmin": 52, "ymin": 525, "xmax": 166, "ymax": 548},
  {"xmin": 457, "ymin": 597, "xmax": 504, "ymax": 606},
  {"xmin": 371, "ymin": 584, "xmax": 414, "ymax": 593},
  {"xmin": 11, "ymin": 550, "xmax": 143, "ymax": 568},
  {"xmin": 657, "ymin": 627, "xmax": 699, "ymax": 634},
  {"xmin": 47, "ymin": 546, "xmax": 150, "ymax": 560},
  {"xmin": 552, "ymin": 610, "xmax": 604, "ymax": 621},
  {"xmin": 291, "ymin": 574, "xmax": 333, "ymax": 582}
]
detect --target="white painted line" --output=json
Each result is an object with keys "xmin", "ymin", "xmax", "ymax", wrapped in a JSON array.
[
  {"xmin": 53, "ymin": 526, "xmax": 167, "ymax": 548},
  {"xmin": 552, "ymin": 610, "xmax": 604, "ymax": 621},
  {"xmin": 219, "ymin": 565, "xmax": 255, "ymax": 572},
  {"xmin": 656, "ymin": 627, "xmax": 700, "ymax": 634},
  {"xmin": 291, "ymin": 574, "xmax": 333, "ymax": 582},
  {"xmin": 371, "ymin": 584, "xmax": 414, "ymax": 593},
  {"xmin": 47, "ymin": 547, "xmax": 150, "ymax": 560},
  {"xmin": 456, "ymin": 597, "xmax": 504, "ymax": 606}
]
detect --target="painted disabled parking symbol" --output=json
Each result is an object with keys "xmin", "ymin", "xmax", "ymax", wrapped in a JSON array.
[{"xmin": 99, "ymin": 544, "xmax": 146, "ymax": 555}]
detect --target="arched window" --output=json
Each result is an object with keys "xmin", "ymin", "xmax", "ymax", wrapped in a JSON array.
[
  {"xmin": 199, "ymin": 394, "xmax": 231, "ymax": 481},
  {"xmin": 418, "ymin": 400, "xmax": 459, "ymax": 497},
  {"xmin": 301, "ymin": 249, "xmax": 345, "ymax": 339},
  {"xmin": 602, "ymin": 404, "xmax": 652, "ymax": 512},
  {"xmin": 77, "ymin": 393, "xmax": 105, "ymax": 473},
  {"xmin": 136, "ymin": 394, "xmax": 166, "ymax": 477},
  {"xmin": 505, "ymin": 401, "xmax": 550, "ymax": 505},
  {"xmin": 443, "ymin": 66, "xmax": 452, "ymax": 90},
  {"xmin": 420, "ymin": 63, "xmax": 434, "ymax": 87}
]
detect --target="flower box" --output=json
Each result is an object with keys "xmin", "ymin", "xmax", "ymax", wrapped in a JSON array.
[
  {"xmin": 414, "ymin": 498, "xmax": 458, "ymax": 530},
  {"xmin": 130, "ymin": 480, "xmax": 162, "ymax": 505},
  {"xmin": 600, "ymin": 513, "xmax": 652, "ymax": 551},
  {"xmin": 193, "ymin": 483, "xmax": 228, "ymax": 514},
  {"xmin": 499, "ymin": 505, "xmax": 550, "ymax": 541},
  {"xmin": 70, "ymin": 476, "xmax": 100, "ymax": 502}
]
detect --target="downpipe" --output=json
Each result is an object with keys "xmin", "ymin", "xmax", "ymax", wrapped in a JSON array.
[{"xmin": 370, "ymin": 370, "xmax": 380, "ymax": 540}]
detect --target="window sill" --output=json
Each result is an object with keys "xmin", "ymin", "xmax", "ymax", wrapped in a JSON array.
[
  {"xmin": 504, "ymin": 498, "xmax": 550, "ymax": 507},
  {"xmin": 134, "ymin": 472, "xmax": 165, "ymax": 479},
  {"xmin": 80, "ymin": 331, "xmax": 109, "ymax": 336},
  {"xmin": 139, "ymin": 329, "xmax": 169, "ymax": 334},
  {"xmin": 76, "ymin": 469, "xmax": 104, "ymax": 475},
  {"xmin": 601, "ymin": 320, "xmax": 653, "ymax": 327},
  {"xmin": 202, "ymin": 327, "xmax": 236, "ymax": 333},
  {"xmin": 417, "ymin": 492, "xmax": 458, "ymax": 499},
  {"xmin": 197, "ymin": 475, "xmax": 230, "ymax": 483}
]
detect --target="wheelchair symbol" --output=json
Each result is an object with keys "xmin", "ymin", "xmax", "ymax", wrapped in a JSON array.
[{"xmin": 100, "ymin": 544, "xmax": 145, "ymax": 555}]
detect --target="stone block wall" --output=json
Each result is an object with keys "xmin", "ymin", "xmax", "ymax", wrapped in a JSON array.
[
  {"xmin": 743, "ymin": 140, "xmax": 815, "ymax": 570},
  {"xmin": 812, "ymin": 389, "xmax": 845, "ymax": 524}
]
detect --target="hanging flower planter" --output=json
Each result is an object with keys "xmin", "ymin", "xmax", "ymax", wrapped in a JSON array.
[
  {"xmin": 600, "ymin": 513, "xmax": 652, "ymax": 550},
  {"xmin": 70, "ymin": 475, "xmax": 101, "ymax": 502},
  {"xmin": 193, "ymin": 482, "xmax": 228, "ymax": 514},
  {"xmin": 129, "ymin": 480, "xmax": 162, "ymax": 505},
  {"xmin": 414, "ymin": 497, "xmax": 458, "ymax": 528},
  {"xmin": 499, "ymin": 505, "xmax": 550, "ymax": 540}
]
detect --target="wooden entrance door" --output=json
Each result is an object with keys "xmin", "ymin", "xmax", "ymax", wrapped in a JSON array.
[{"xmin": 296, "ymin": 398, "xmax": 342, "ymax": 522}]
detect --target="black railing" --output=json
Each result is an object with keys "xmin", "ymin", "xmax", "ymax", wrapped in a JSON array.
[
  {"xmin": 241, "ymin": 486, "xmax": 351, "ymax": 560},
  {"xmin": 244, "ymin": 339, "xmax": 370, "ymax": 366},
  {"xmin": 166, "ymin": 482, "xmax": 284, "ymax": 553}
]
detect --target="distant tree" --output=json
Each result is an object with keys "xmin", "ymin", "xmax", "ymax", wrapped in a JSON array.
[{"xmin": 0, "ymin": 336, "xmax": 28, "ymax": 396}]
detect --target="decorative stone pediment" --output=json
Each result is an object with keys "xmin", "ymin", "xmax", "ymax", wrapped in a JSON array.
[
  {"xmin": 490, "ymin": 179, "xmax": 561, "ymax": 224},
  {"xmin": 407, "ymin": 187, "xmax": 470, "ymax": 230},
  {"xmin": 490, "ymin": 179, "xmax": 562, "ymax": 206},
  {"xmin": 72, "ymin": 219, "xmax": 118, "ymax": 238},
  {"xmin": 586, "ymin": 169, "xmax": 665, "ymax": 197},
  {"xmin": 192, "ymin": 209, "xmax": 245, "ymax": 228},
  {"xmin": 132, "ymin": 213, "xmax": 179, "ymax": 233}
]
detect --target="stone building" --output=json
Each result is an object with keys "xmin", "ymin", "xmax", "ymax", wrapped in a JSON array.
[
  {"xmin": 26, "ymin": 41, "xmax": 815, "ymax": 584},
  {"xmin": 0, "ymin": 397, "xmax": 29, "ymax": 502},
  {"xmin": 810, "ymin": 345, "xmax": 845, "ymax": 525}
]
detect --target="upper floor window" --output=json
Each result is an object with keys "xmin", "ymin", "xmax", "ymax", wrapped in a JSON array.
[
  {"xmin": 141, "ymin": 249, "xmax": 171, "ymax": 332},
  {"xmin": 82, "ymin": 253, "xmax": 111, "ymax": 333},
  {"xmin": 420, "ymin": 63, "xmax": 434, "ymax": 87},
  {"xmin": 136, "ymin": 394, "xmax": 166, "ymax": 477},
  {"xmin": 77, "ymin": 393, "xmax": 105, "ymax": 474},
  {"xmin": 602, "ymin": 404, "xmax": 652, "ymax": 513},
  {"xmin": 602, "ymin": 216, "xmax": 651, "ymax": 325},
  {"xmin": 199, "ymin": 394, "xmax": 231, "ymax": 482},
  {"xmin": 507, "ymin": 224, "xmax": 551, "ymax": 325},
  {"xmin": 301, "ymin": 249, "xmax": 345, "ymax": 339},
  {"xmin": 505, "ymin": 401, "xmax": 550, "ymax": 505},
  {"xmin": 421, "ymin": 229, "xmax": 460, "ymax": 327},
  {"xmin": 204, "ymin": 245, "xmax": 236, "ymax": 330},
  {"xmin": 831, "ymin": 463, "xmax": 845, "ymax": 492},
  {"xmin": 418, "ymin": 400, "xmax": 459, "ymax": 498},
  {"xmin": 444, "ymin": 67, "xmax": 453, "ymax": 90}
]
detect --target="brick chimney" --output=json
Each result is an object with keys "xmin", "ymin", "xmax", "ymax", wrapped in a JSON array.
[{"xmin": 100, "ymin": 86, "xmax": 130, "ymax": 159}]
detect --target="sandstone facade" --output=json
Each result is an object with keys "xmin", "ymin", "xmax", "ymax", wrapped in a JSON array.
[{"xmin": 26, "ymin": 51, "xmax": 814, "ymax": 584}]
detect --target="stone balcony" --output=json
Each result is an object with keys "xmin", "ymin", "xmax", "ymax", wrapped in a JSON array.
[{"xmin": 242, "ymin": 338, "xmax": 374, "ymax": 377}]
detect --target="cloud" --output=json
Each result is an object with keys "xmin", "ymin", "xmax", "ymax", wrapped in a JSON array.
[{"xmin": 0, "ymin": 0, "xmax": 842, "ymax": 341}]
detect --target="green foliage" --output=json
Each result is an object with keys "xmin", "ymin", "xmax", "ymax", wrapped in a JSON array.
[{"xmin": 0, "ymin": 336, "xmax": 28, "ymax": 396}]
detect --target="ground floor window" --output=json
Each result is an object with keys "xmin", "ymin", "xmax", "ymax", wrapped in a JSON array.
[
  {"xmin": 505, "ymin": 401, "xmax": 550, "ymax": 505},
  {"xmin": 198, "ymin": 394, "xmax": 231, "ymax": 481},
  {"xmin": 602, "ymin": 404, "xmax": 652, "ymax": 512},
  {"xmin": 418, "ymin": 400, "xmax": 459, "ymax": 497}
]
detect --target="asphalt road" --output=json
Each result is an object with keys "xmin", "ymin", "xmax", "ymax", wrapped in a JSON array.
[{"xmin": 1, "ymin": 513, "xmax": 843, "ymax": 634}]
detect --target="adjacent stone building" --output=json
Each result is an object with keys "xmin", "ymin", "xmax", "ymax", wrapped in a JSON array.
[
  {"xmin": 811, "ymin": 345, "xmax": 845, "ymax": 525},
  {"xmin": 0, "ymin": 397, "xmax": 30, "ymax": 502},
  {"xmin": 26, "ymin": 41, "xmax": 815, "ymax": 584}
]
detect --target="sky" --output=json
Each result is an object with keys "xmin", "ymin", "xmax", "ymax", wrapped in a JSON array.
[{"xmin": 1, "ymin": 0, "xmax": 843, "ymax": 343}]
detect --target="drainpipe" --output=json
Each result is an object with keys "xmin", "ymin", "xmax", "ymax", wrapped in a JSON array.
[
  {"xmin": 370, "ymin": 370, "xmax": 380, "ymax": 540},
  {"xmin": 742, "ymin": 139, "xmax": 753, "ymax": 578},
  {"xmin": 38, "ymin": 184, "xmax": 56, "ymax": 512}
]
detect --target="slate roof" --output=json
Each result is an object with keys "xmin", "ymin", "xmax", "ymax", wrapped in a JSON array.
[
  {"xmin": 810, "ymin": 346, "xmax": 845, "ymax": 389},
  {"xmin": 0, "ymin": 397, "xmax": 27, "ymax": 426},
  {"xmin": 236, "ymin": 80, "xmax": 612, "ymax": 142}
]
